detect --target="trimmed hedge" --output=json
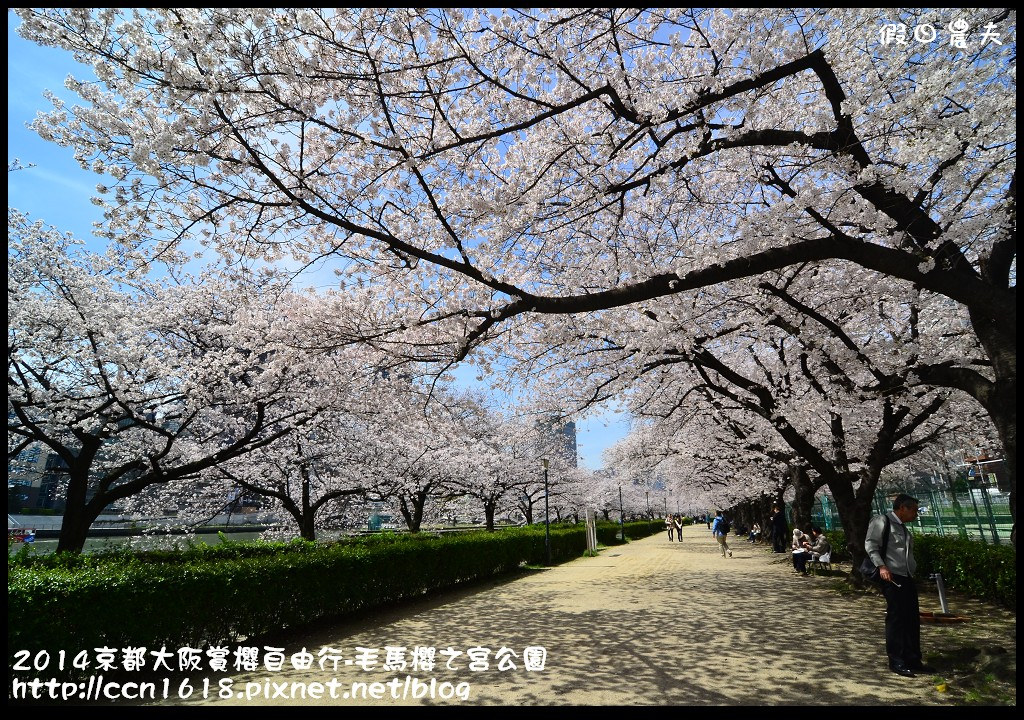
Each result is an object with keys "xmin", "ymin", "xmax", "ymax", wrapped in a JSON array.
[
  {"xmin": 596, "ymin": 519, "xmax": 664, "ymax": 545},
  {"xmin": 912, "ymin": 533, "xmax": 1016, "ymax": 608},
  {"xmin": 822, "ymin": 530, "xmax": 1015, "ymax": 608},
  {"xmin": 8, "ymin": 521, "xmax": 658, "ymax": 664}
]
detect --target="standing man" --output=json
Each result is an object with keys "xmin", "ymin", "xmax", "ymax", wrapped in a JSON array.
[
  {"xmin": 711, "ymin": 510, "xmax": 733, "ymax": 558},
  {"xmin": 770, "ymin": 504, "xmax": 788, "ymax": 553},
  {"xmin": 865, "ymin": 494, "xmax": 934, "ymax": 677}
]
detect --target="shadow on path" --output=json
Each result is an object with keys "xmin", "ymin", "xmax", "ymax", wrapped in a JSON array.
[{"xmin": 165, "ymin": 525, "xmax": 1015, "ymax": 706}]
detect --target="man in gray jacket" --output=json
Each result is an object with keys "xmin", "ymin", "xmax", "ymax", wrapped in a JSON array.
[{"xmin": 864, "ymin": 493, "xmax": 934, "ymax": 677}]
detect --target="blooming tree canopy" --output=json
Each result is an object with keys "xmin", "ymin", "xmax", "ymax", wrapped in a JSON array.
[
  {"xmin": 14, "ymin": 8, "xmax": 1016, "ymax": 534},
  {"xmin": 7, "ymin": 212, "xmax": 344, "ymax": 551}
]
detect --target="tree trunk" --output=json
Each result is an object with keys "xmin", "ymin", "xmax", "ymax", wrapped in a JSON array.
[
  {"xmin": 298, "ymin": 512, "xmax": 316, "ymax": 541},
  {"xmin": 397, "ymin": 496, "xmax": 415, "ymax": 532},
  {"xmin": 828, "ymin": 476, "xmax": 877, "ymax": 571},
  {"xmin": 56, "ymin": 494, "xmax": 98, "ymax": 553},
  {"xmin": 757, "ymin": 495, "xmax": 775, "ymax": 542},
  {"xmin": 484, "ymin": 500, "xmax": 496, "ymax": 532},
  {"xmin": 790, "ymin": 465, "xmax": 818, "ymax": 533},
  {"xmin": 404, "ymin": 491, "xmax": 426, "ymax": 533},
  {"xmin": 299, "ymin": 469, "xmax": 316, "ymax": 541},
  {"xmin": 967, "ymin": 304, "xmax": 1015, "ymax": 546},
  {"xmin": 521, "ymin": 493, "xmax": 535, "ymax": 525},
  {"xmin": 989, "ymin": 393, "xmax": 1016, "ymax": 547},
  {"xmin": 56, "ymin": 467, "xmax": 101, "ymax": 553}
]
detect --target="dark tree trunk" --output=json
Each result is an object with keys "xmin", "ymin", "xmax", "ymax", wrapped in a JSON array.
[
  {"xmin": 988, "ymin": 393, "xmax": 1016, "ymax": 547},
  {"xmin": 55, "ymin": 452, "xmax": 104, "ymax": 553},
  {"xmin": 298, "ymin": 469, "xmax": 316, "ymax": 541},
  {"xmin": 757, "ymin": 495, "xmax": 775, "ymax": 541},
  {"xmin": 484, "ymin": 500, "xmax": 496, "ymax": 532},
  {"xmin": 298, "ymin": 512, "xmax": 316, "ymax": 541},
  {"xmin": 967, "ymin": 296, "xmax": 1016, "ymax": 546},
  {"xmin": 790, "ymin": 465, "xmax": 819, "ymax": 534},
  {"xmin": 520, "ymin": 493, "xmax": 535, "ymax": 525},
  {"xmin": 827, "ymin": 474, "xmax": 878, "ymax": 571},
  {"xmin": 398, "ymin": 490, "xmax": 427, "ymax": 533},
  {"xmin": 56, "ymin": 477, "xmax": 99, "ymax": 554},
  {"xmin": 56, "ymin": 464, "xmax": 104, "ymax": 553}
]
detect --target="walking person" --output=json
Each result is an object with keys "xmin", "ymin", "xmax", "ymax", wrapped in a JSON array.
[
  {"xmin": 865, "ymin": 494, "xmax": 934, "ymax": 678},
  {"xmin": 711, "ymin": 510, "xmax": 733, "ymax": 558},
  {"xmin": 673, "ymin": 514, "xmax": 684, "ymax": 542},
  {"xmin": 665, "ymin": 515, "xmax": 675, "ymax": 542}
]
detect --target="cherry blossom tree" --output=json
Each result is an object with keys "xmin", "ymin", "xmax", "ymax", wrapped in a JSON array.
[
  {"xmin": 178, "ymin": 363, "xmax": 398, "ymax": 541},
  {"xmin": 451, "ymin": 407, "xmax": 537, "ymax": 531},
  {"xmin": 357, "ymin": 385, "xmax": 473, "ymax": 533},
  {"xmin": 14, "ymin": 9, "xmax": 1016, "ymax": 533},
  {"xmin": 581, "ymin": 265, "xmax": 975, "ymax": 563},
  {"xmin": 7, "ymin": 212, "xmax": 339, "ymax": 552}
]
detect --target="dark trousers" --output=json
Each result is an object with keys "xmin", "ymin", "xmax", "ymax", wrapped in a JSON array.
[
  {"xmin": 792, "ymin": 552, "xmax": 808, "ymax": 573},
  {"xmin": 881, "ymin": 575, "xmax": 921, "ymax": 668},
  {"xmin": 772, "ymin": 529, "xmax": 787, "ymax": 553}
]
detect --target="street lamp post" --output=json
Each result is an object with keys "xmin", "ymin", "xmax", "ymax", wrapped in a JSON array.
[
  {"xmin": 542, "ymin": 458, "xmax": 551, "ymax": 566},
  {"xmin": 618, "ymin": 484, "xmax": 625, "ymax": 541}
]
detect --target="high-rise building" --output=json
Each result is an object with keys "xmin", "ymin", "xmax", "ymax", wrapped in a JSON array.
[{"xmin": 535, "ymin": 416, "xmax": 577, "ymax": 468}]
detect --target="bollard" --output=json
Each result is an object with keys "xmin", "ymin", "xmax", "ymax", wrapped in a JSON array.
[{"xmin": 929, "ymin": 572, "xmax": 950, "ymax": 614}]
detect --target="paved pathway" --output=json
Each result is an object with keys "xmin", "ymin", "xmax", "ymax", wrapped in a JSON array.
[{"xmin": 167, "ymin": 524, "xmax": 1015, "ymax": 706}]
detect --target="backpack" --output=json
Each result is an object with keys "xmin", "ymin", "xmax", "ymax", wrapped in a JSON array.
[
  {"xmin": 858, "ymin": 515, "xmax": 891, "ymax": 583},
  {"xmin": 718, "ymin": 517, "xmax": 731, "ymax": 535}
]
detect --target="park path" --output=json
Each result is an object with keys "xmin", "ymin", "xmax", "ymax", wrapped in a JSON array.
[{"xmin": 166, "ymin": 524, "xmax": 1015, "ymax": 706}]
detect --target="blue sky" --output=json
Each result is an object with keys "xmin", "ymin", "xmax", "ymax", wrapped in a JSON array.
[
  {"xmin": 8, "ymin": 14, "xmax": 107, "ymax": 238},
  {"xmin": 7, "ymin": 12, "xmax": 631, "ymax": 470}
]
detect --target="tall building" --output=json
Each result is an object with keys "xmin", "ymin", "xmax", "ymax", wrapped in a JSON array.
[
  {"xmin": 559, "ymin": 421, "xmax": 578, "ymax": 468},
  {"xmin": 535, "ymin": 416, "xmax": 577, "ymax": 468}
]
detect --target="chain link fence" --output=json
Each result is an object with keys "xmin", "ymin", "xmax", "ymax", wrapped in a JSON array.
[{"xmin": 808, "ymin": 487, "xmax": 1013, "ymax": 545}]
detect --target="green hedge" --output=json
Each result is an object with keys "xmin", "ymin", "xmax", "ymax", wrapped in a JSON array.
[
  {"xmin": 595, "ymin": 520, "xmax": 664, "ymax": 544},
  {"xmin": 912, "ymin": 533, "xmax": 1016, "ymax": 608},
  {"xmin": 822, "ymin": 530, "xmax": 1014, "ymax": 608},
  {"xmin": 9, "ymin": 520, "xmax": 668, "ymax": 666},
  {"xmin": 823, "ymin": 530, "xmax": 849, "ymax": 561},
  {"xmin": 8, "ymin": 526, "xmax": 594, "ymax": 663}
]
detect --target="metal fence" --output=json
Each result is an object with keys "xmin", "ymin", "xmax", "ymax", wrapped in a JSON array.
[{"xmin": 808, "ymin": 488, "xmax": 1013, "ymax": 545}]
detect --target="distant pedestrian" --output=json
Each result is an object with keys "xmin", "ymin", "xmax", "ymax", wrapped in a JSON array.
[
  {"xmin": 673, "ymin": 515, "xmax": 684, "ymax": 542},
  {"xmin": 665, "ymin": 515, "xmax": 675, "ymax": 542},
  {"xmin": 770, "ymin": 505, "xmax": 788, "ymax": 553},
  {"xmin": 711, "ymin": 511, "xmax": 733, "ymax": 558}
]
